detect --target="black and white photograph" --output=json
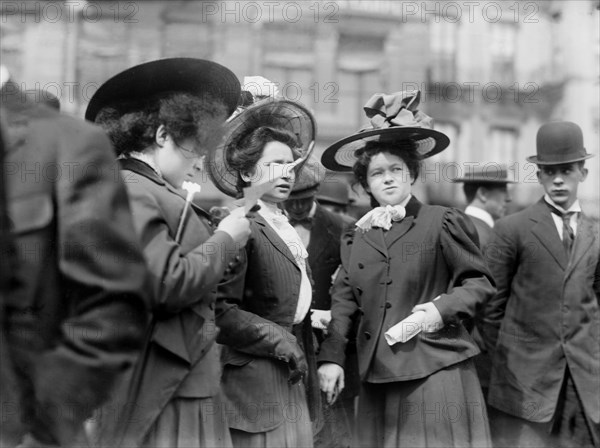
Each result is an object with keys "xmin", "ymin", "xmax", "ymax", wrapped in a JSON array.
[{"xmin": 1, "ymin": 1, "xmax": 599, "ymax": 447}]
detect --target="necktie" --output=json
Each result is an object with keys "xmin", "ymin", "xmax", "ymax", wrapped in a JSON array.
[
  {"xmin": 546, "ymin": 202, "xmax": 576, "ymax": 256},
  {"xmin": 355, "ymin": 204, "xmax": 406, "ymax": 232},
  {"xmin": 289, "ymin": 217, "xmax": 313, "ymax": 230}
]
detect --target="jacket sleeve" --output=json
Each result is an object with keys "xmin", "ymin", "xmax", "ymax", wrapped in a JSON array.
[
  {"xmin": 317, "ymin": 229, "xmax": 359, "ymax": 368},
  {"xmin": 33, "ymin": 122, "xmax": 148, "ymax": 445},
  {"xmin": 433, "ymin": 208, "xmax": 496, "ymax": 325},
  {"xmin": 126, "ymin": 185, "xmax": 238, "ymax": 315},
  {"xmin": 215, "ymin": 239, "xmax": 303, "ymax": 362},
  {"xmin": 482, "ymin": 218, "xmax": 519, "ymax": 352}
]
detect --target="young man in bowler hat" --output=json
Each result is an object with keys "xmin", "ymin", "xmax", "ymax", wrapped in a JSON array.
[
  {"xmin": 484, "ymin": 121, "xmax": 599, "ymax": 447},
  {"xmin": 284, "ymin": 161, "xmax": 358, "ymax": 448}
]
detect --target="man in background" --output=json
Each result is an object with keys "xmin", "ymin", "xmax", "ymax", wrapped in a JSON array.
[
  {"xmin": 284, "ymin": 161, "xmax": 357, "ymax": 448},
  {"xmin": 452, "ymin": 165, "xmax": 515, "ymax": 396},
  {"xmin": 452, "ymin": 165, "xmax": 514, "ymax": 247}
]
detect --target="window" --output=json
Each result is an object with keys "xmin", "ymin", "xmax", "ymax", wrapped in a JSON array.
[
  {"xmin": 261, "ymin": 22, "xmax": 314, "ymax": 105},
  {"xmin": 337, "ymin": 33, "xmax": 385, "ymax": 126},
  {"xmin": 0, "ymin": 15, "xmax": 25, "ymax": 81},
  {"xmin": 77, "ymin": 18, "xmax": 130, "ymax": 105},
  {"xmin": 161, "ymin": 6, "xmax": 214, "ymax": 58},
  {"xmin": 429, "ymin": 21, "xmax": 457, "ymax": 82},
  {"xmin": 489, "ymin": 127, "xmax": 518, "ymax": 166},
  {"xmin": 490, "ymin": 23, "xmax": 517, "ymax": 84}
]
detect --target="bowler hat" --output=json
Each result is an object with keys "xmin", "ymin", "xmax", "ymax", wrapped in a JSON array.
[
  {"xmin": 288, "ymin": 160, "xmax": 326, "ymax": 200},
  {"xmin": 316, "ymin": 180, "xmax": 352, "ymax": 206},
  {"xmin": 527, "ymin": 121, "xmax": 594, "ymax": 165},
  {"xmin": 451, "ymin": 165, "xmax": 516, "ymax": 184},
  {"xmin": 85, "ymin": 58, "xmax": 241, "ymax": 121},
  {"xmin": 321, "ymin": 90, "xmax": 449, "ymax": 172}
]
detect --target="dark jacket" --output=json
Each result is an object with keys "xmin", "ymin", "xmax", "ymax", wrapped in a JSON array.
[
  {"xmin": 318, "ymin": 197, "xmax": 495, "ymax": 382},
  {"xmin": 308, "ymin": 204, "xmax": 354, "ymax": 311},
  {"xmin": 98, "ymin": 158, "xmax": 239, "ymax": 447},
  {"xmin": 483, "ymin": 199, "xmax": 600, "ymax": 424},
  {"xmin": 1, "ymin": 82, "xmax": 148, "ymax": 446},
  {"xmin": 216, "ymin": 212, "xmax": 320, "ymax": 433},
  {"xmin": 467, "ymin": 213, "xmax": 493, "ymax": 248}
]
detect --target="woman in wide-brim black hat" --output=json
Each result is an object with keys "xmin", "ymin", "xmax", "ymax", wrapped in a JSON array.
[
  {"xmin": 88, "ymin": 58, "xmax": 250, "ymax": 448},
  {"xmin": 317, "ymin": 90, "xmax": 494, "ymax": 448},
  {"xmin": 207, "ymin": 92, "xmax": 321, "ymax": 447}
]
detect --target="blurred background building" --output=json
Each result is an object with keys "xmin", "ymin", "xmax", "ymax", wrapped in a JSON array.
[{"xmin": 2, "ymin": 0, "xmax": 598, "ymax": 217}]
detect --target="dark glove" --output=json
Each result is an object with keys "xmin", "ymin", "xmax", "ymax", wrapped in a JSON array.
[
  {"xmin": 273, "ymin": 336, "xmax": 308, "ymax": 385},
  {"xmin": 287, "ymin": 347, "xmax": 308, "ymax": 385}
]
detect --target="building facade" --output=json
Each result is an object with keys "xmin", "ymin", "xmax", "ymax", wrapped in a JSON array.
[{"xmin": 2, "ymin": 0, "xmax": 598, "ymax": 215}]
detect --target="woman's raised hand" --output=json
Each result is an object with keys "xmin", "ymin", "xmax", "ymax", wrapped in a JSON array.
[{"xmin": 318, "ymin": 362, "xmax": 345, "ymax": 405}]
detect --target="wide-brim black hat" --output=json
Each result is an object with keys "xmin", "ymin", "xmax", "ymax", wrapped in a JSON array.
[
  {"xmin": 207, "ymin": 97, "xmax": 317, "ymax": 197},
  {"xmin": 321, "ymin": 91, "xmax": 450, "ymax": 172},
  {"xmin": 85, "ymin": 58, "xmax": 241, "ymax": 121}
]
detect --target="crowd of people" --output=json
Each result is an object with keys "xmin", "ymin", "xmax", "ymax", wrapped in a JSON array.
[{"xmin": 1, "ymin": 57, "xmax": 599, "ymax": 448}]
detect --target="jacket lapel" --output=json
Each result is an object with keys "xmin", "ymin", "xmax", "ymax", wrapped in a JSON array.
[
  {"xmin": 253, "ymin": 213, "xmax": 299, "ymax": 268},
  {"xmin": 566, "ymin": 215, "xmax": 596, "ymax": 279},
  {"xmin": 530, "ymin": 201, "xmax": 568, "ymax": 270},
  {"xmin": 361, "ymin": 227, "xmax": 388, "ymax": 258}
]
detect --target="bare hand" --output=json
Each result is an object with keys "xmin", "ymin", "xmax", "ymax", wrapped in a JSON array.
[{"xmin": 318, "ymin": 362, "xmax": 344, "ymax": 405}]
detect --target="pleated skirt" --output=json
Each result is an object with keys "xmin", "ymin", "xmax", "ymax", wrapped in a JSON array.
[
  {"xmin": 227, "ymin": 369, "xmax": 313, "ymax": 448},
  {"xmin": 140, "ymin": 392, "xmax": 233, "ymax": 448},
  {"xmin": 358, "ymin": 359, "xmax": 491, "ymax": 448}
]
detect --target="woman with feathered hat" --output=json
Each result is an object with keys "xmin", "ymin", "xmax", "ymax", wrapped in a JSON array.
[
  {"xmin": 316, "ymin": 91, "xmax": 494, "ymax": 447},
  {"xmin": 86, "ymin": 58, "xmax": 251, "ymax": 448},
  {"xmin": 208, "ymin": 91, "xmax": 320, "ymax": 447}
]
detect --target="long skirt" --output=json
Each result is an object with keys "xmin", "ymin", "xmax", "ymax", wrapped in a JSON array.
[
  {"xmin": 223, "ymin": 354, "xmax": 314, "ymax": 448},
  {"xmin": 358, "ymin": 358, "xmax": 491, "ymax": 448},
  {"xmin": 140, "ymin": 392, "xmax": 233, "ymax": 448}
]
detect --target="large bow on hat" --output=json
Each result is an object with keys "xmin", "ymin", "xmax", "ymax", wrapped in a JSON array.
[
  {"xmin": 364, "ymin": 90, "xmax": 433, "ymax": 130},
  {"xmin": 320, "ymin": 90, "xmax": 449, "ymax": 172}
]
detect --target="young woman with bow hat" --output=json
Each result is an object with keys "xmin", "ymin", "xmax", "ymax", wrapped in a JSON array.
[
  {"xmin": 207, "ymin": 93, "xmax": 321, "ymax": 447},
  {"xmin": 317, "ymin": 91, "xmax": 494, "ymax": 447},
  {"xmin": 87, "ymin": 58, "xmax": 251, "ymax": 448}
]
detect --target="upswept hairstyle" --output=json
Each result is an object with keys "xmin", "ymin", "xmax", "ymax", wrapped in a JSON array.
[
  {"xmin": 226, "ymin": 126, "xmax": 301, "ymax": 194},
  {"xmin": 94, "ymin": 91, "xmax": 228, "ymax": 156}
]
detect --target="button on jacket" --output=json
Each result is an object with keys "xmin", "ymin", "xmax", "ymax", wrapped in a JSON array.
[{"xmin": 318, "ymin": 196, "xmax": 495, "ymax": 383}]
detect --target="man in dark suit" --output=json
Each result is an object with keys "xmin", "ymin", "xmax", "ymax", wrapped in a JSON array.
[
  {"xmin": 284, "ymin": 162, "xmax": 357, "ymax": 448},
  {"xmin": 452, "ymin": 165, "xmax": 514, "ymax": 247},
  {"xmin": 484, "ymin": 121, "xmax": 599, "ymax": 447},
  {"xmin": 1, "ymin": 68, "xmax": 148, "ymax": 447},
  {"xmin": 315, "ymin": 178, "xmax": 355, "ymax": 221},
  {"xmin": 452, "ymin": 165, "xmax": 515, "ymax": 395}
]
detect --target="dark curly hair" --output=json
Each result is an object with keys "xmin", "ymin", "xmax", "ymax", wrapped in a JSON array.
[
  {"xmin": 226, "ymin": 126, "xmax": 301, "ymax": 194},
  {"xmin": 94, "ymin": 91, "xmax": 228, "ymax": 156},
  {"xmin": 352, "ymin": 140, "xmax": 422, "ymax": 207}
]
